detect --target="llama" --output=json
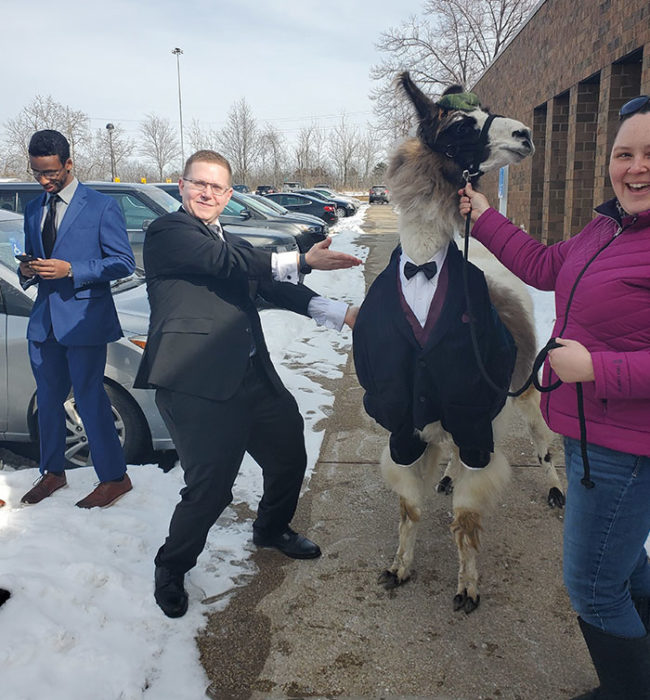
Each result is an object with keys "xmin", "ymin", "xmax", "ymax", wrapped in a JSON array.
[{"xmin": 352, "ymin": 72, "xmax": 564, "ymax": 614}]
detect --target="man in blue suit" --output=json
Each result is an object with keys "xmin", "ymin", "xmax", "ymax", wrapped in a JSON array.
[{"xmin": 19, "ymin": 130, "xmax": 136, "ymax": 508}]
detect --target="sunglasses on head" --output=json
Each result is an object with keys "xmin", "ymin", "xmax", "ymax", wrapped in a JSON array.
[{"xmin": 619, "ymin": 95, "xmax": 650, "ymax": 118}]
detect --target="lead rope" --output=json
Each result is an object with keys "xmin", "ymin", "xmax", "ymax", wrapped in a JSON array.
[{"xmin": 460, "ymin": 181, "xmax": 625, "ymax": 489}]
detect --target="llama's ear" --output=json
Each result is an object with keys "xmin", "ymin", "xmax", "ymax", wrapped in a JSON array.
[{"xmin": 397, "ymin": 71, "xmax": 438, "ymax": 124}]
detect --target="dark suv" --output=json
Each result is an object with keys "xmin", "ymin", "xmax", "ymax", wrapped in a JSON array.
[
  {"xmin": 369, "ymin": 185, "xmax": 390, "ymax": 204},
  {"xmin": 0, "ymin": 181, "xmax": 298, "ymax": 266}
]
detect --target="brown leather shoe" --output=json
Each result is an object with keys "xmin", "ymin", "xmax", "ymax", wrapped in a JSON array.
[
  {"xmin": 21, "ymin": 472, "xmax": 67, "ymax": 504},
  {"xmin": 75, "ymin": 473, "xmax": 132, "ymax": 509}
]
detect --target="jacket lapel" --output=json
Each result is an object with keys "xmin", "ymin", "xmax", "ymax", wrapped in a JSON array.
[
  {"xmin": 27, "ymin": 193, "xmax": 47, "ymax": 257},
  {"xmin": 53, "ymin": 183, "xmax": 88, "ymax": 248}
]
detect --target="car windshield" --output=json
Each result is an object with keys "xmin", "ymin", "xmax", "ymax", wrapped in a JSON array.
[
  {"xmin": 252, "ymin": 196, "xmax": 287, "ymax": 214},
  {"xmin": 140, "ymin": 186, "xmax": 180, "ymax": 214},
  {"xmin": 238, "ymin": 193, "xmax": 282, "ymax": 217},
  {"xmin": 0, "ymin": 217, "xmax": 25, "ymax": 270}
]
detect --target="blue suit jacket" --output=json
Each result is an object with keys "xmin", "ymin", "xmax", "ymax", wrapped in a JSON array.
[{"xmin": 23, "ymin": 182, "xmax": 135, "ymax": 346}]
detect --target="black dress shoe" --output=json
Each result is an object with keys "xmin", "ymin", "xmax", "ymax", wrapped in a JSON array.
[
  {"xmin": 154, "ymin": 566, "xmax": 188, "ymax": 618},
  {"xmin": 253, "ymin": 527, "xmax": 322, "ymax": 559}
]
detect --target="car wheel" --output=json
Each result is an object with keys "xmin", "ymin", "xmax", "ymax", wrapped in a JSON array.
[
  {"xmin": 335, "ymin": 206, "xmax": 346, "ymax": 218},
  {"xmin": 33, "ymin": 383, "xmax": 150, "ymax": 468}
]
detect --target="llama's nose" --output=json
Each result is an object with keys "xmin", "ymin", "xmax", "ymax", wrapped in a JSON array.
[{"xmin": 513, "ymin": 128, "xmax": 533, "ymax": 150}]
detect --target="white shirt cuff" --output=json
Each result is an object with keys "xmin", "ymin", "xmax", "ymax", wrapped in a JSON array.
[
  {"xmin": 308, "ymin": 297, "xmax": 348, "ymax": 331},
  {"xmin": 272, "ymin": 251, "xmax": 300, "ymax": 283}
]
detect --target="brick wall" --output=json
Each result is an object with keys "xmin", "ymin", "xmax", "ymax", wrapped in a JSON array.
[{"xmin": 472, "ymin": 0, "xmax": 650, "ymax": 240}]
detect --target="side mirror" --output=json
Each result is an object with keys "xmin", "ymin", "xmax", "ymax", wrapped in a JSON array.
[
  {"xmin": 142, "ymin": 219, "xmax": 153, "ymax": 231},
  {"xmin": 240, "ymin": 209, "xmax": 252, "ymax": 221}
]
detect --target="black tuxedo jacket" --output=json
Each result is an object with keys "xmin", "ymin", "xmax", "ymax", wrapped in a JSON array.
[
  {"xmin": 352, "ymin": 242, "xmax": 516, "ymax": 466},
  {"xmin": 134, "ymin": 209, "xmax": 317, "ymax": 400}
]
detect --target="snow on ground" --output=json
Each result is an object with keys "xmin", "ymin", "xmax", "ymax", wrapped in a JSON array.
[
  {"xmin": 0, "ymin": 209, "xmax": 369, "ymax": 700},
  {"xmin": 0, "ymin": 206, "xmax": 597, "ymax": 700}
]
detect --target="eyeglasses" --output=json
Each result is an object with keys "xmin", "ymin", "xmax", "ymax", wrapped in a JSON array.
[
  {"xmin": 182, "ymin": 178, "xmax": 231, "ymax": 196},
  {"xmin": 31, "ymin": 166, "xmax": 65, "ymax": 180},
  {"xmin": 619, "ymin": 95, "xmax": 650, "ymax": 118}
]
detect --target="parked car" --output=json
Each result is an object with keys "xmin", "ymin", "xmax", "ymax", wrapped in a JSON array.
[
  {"xmin": 220, "ymin": 191, "xmax": 327, "ymax": 253},
  {"xmin": 282, "ymin": 181, "xmax": 302, "ymax": 192},
  {"xmin": 369, "ymin": 185, "xmax": 390, "ymax": 204},
  {"xmin": 0, "ymin": 208, "xmax": 175, "ymax": 468},
  {"xmin": 311, "ymin": 188, "xmax": 364, "ymax": 210},
  {"xmin": 296, "ymin": 189, "xmax": 358, "ymax": 218},
  {"xmin": 233, "ymin": 184, "xmax": 250, "ymax": 193},
  {"xmin": 262, "ymin": 192, "xmax": 338, "ymax": 225},
  {"xmin": 255, "ymin": 185, "xmax": 277, "ymax": 195}
]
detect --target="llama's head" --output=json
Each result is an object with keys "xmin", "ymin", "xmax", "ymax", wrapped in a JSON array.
[
  {"xmin": 397, "ymin": 71, "xmax": 534, "ymax": 184},
  {"xmin": 386, "ymin": 73, "xmax": 535, "ymax": 260}
]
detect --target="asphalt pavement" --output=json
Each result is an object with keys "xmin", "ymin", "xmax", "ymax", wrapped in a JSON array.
[{"xmin": 199, "ymin": 204, "xmax": 596, "ymax": 700}]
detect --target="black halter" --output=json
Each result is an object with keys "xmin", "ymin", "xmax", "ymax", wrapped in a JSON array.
[{"xmin": 429, "ymin": 112, "xmax": 499, "ymax": 183}]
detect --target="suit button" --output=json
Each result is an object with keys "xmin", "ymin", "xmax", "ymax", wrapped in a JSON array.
[
  {"xmin": 419, "ymin": 395, "xmax": 426, "ymax": 403},
  {"xmin": 245, "ymin": 328, "xmax": 251, "ymax": 334}
]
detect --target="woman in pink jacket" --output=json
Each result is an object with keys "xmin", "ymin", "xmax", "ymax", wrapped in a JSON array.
[{"xmin": 460, "ymin": 96, "xmax": 650, "ymax": 700}]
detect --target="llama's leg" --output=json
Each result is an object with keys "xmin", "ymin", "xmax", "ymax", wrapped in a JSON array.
[
  {"xmin": 436, "ymin": 452, "xmax": 457, "ymax": 496},
  {"xmin": 515, "ymin": 387, "xmax": 565, "ymax": 507},
  {"xmin": 449, "ymin": 447, "xmax": 511, "ymax": 613},
  {"xmin": 378, "ymin": 443, "xmax": 441, "ymax": 588}
]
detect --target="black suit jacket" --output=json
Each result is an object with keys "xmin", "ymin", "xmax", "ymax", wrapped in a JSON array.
[
  {"xmin": 352, "ymin": 242, "xmax": 516, "ymax": 466},
  {"xmin": 134, "ymin": 209, "xmax": 317, "ymax": 400}
]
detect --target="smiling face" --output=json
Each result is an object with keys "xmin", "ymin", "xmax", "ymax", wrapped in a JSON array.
[
  {"xmin": 179, "ymin": 160, "xmax": 233, "ymax": 225},
  {"xmin": 609, "ymin": 112, "xmax": 650, "ymax": 215}
]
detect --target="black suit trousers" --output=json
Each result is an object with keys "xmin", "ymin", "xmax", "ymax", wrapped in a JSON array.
[{"xmin": 154, "ymin": 356, "xmax": 307, "ymax": 574}]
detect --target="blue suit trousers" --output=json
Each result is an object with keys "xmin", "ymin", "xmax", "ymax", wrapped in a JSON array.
[{"xmin": 28, "ymin": 336, "xmax": 126, "ymax": 481}]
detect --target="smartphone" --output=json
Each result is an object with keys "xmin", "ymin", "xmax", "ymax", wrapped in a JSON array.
[{"xmin": 15, "ymin": 254, "xmax": 36, "ymax": 263}]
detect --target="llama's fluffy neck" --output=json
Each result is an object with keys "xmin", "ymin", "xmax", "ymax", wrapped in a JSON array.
[
  {"xmin": 397, "ymin": 191, "xmax": 460, "ymax": 263},
  {"xmin": 386, "ymin": 138, "xmax": 464, "ymax": 264}
]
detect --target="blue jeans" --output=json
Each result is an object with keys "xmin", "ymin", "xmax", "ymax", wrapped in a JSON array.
[{"xmin": 563, "ymin": 437, "xmax": 650, "ymax": 638}]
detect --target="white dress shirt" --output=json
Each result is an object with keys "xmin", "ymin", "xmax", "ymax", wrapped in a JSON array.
[{"xmin": 399, "ymin": 243, "xmax": 449, "ymax": 327}]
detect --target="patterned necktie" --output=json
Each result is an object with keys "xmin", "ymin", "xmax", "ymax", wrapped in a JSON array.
[
  {"xmin": 404, "ymin": 260, "xmax": 438, "ymax": 280},
  {"xmin": 42, "ymin": 194, "xmax": 60, "ymax": 258}
]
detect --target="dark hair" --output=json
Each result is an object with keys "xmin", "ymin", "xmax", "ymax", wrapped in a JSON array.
[
  {"xmin": 183, "ymin": 150, "xmax": 232, "ymax": 182},
  {"xmin": 28, "ymin": 129, "xmax": 70, "ymax": 163}
]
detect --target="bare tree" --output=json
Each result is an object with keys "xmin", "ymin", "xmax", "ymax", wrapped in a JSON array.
[
  {"xmin": 294, "ymin": 123, "xmax": 316, "ymax": 183},
  {"xmin": 328, "ymin": 114, "xmax": 360, "ymax": 187},
  {"xmin": 258, "ymin": 124, "xmax": 285, "ymax": 186},
  {"xmin": 187, "ymin": 117, "xmax": 219, "ymax": 153},
  {"xmin": 139, "ymin": 114, "xmax": 180, "ymax": 180},
  {"xmin": 216, "ymin": 98, "xmax": 260, "ymax": 184},
  {"xmin": 4, "ymin": 95, "xmax": 91, "ymax": 175},
  {"xmin": 77, "ymin": 124, "xmax": 135, "ymax": 181},
  {"xmin": 370, "ymin": 0, "xmax": 536, "ymax": 136},
  {"xmin": 356, "ymin": 129, "xmax": 382, "ymax": 184}
]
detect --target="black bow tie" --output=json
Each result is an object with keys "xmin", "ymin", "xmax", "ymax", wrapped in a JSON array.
[{"xmin": 404, "ymin": 260, "xmax": 438, "ymax": 280}]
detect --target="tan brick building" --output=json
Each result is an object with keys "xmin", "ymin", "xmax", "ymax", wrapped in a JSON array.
[{"xmin": 473, "ymin": 0, "xmax": 650, "ymax": 243}]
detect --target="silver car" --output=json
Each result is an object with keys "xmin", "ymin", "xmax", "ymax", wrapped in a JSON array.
[{"xmin": 0, "ymin": 209, "xmax": 174, "ymax": 468}]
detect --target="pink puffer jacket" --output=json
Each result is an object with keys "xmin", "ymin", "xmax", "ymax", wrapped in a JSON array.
[{"xmin": 472, "ymin": 200, "xmax": 650, "ymax": 457}]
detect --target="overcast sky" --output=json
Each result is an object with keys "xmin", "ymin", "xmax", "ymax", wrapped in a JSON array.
[{"xmin": 4, "ymin": 0, "xmax": 424, "ymax": 147}]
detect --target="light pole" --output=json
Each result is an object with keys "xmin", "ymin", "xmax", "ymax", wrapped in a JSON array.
[
  {"xmin": 105, "ymin": 123, "xmax": 116, "ymax": 182},
  {"xmin": 172, "ymin": 47, "xmax": 185, "ymax": 167}
]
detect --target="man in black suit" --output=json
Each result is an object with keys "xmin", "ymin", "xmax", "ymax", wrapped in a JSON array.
[{"xmin": 135, "ymin": 150, "xmax": 361, "ymax": 617}]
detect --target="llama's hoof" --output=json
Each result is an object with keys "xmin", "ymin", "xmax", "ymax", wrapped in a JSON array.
[
  {"xmin": 453, "ymin": 589, "xmax": 480, "ymax": 614},
  {"xmin": 436, "ymin": 475, "xmax": 453, "ymax": 495},
  {"xmin": 378, "ymin": 569, "xmax": 410, "ymax": 589},
  {"xmin": 547, "ymin": 487, "xmax": 566, "ymax": 508}
]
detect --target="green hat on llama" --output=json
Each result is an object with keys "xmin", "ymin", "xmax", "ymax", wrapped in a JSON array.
[{"xmin": 437, "ymin": 92, "xmax": 481, "ymax": 112}]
